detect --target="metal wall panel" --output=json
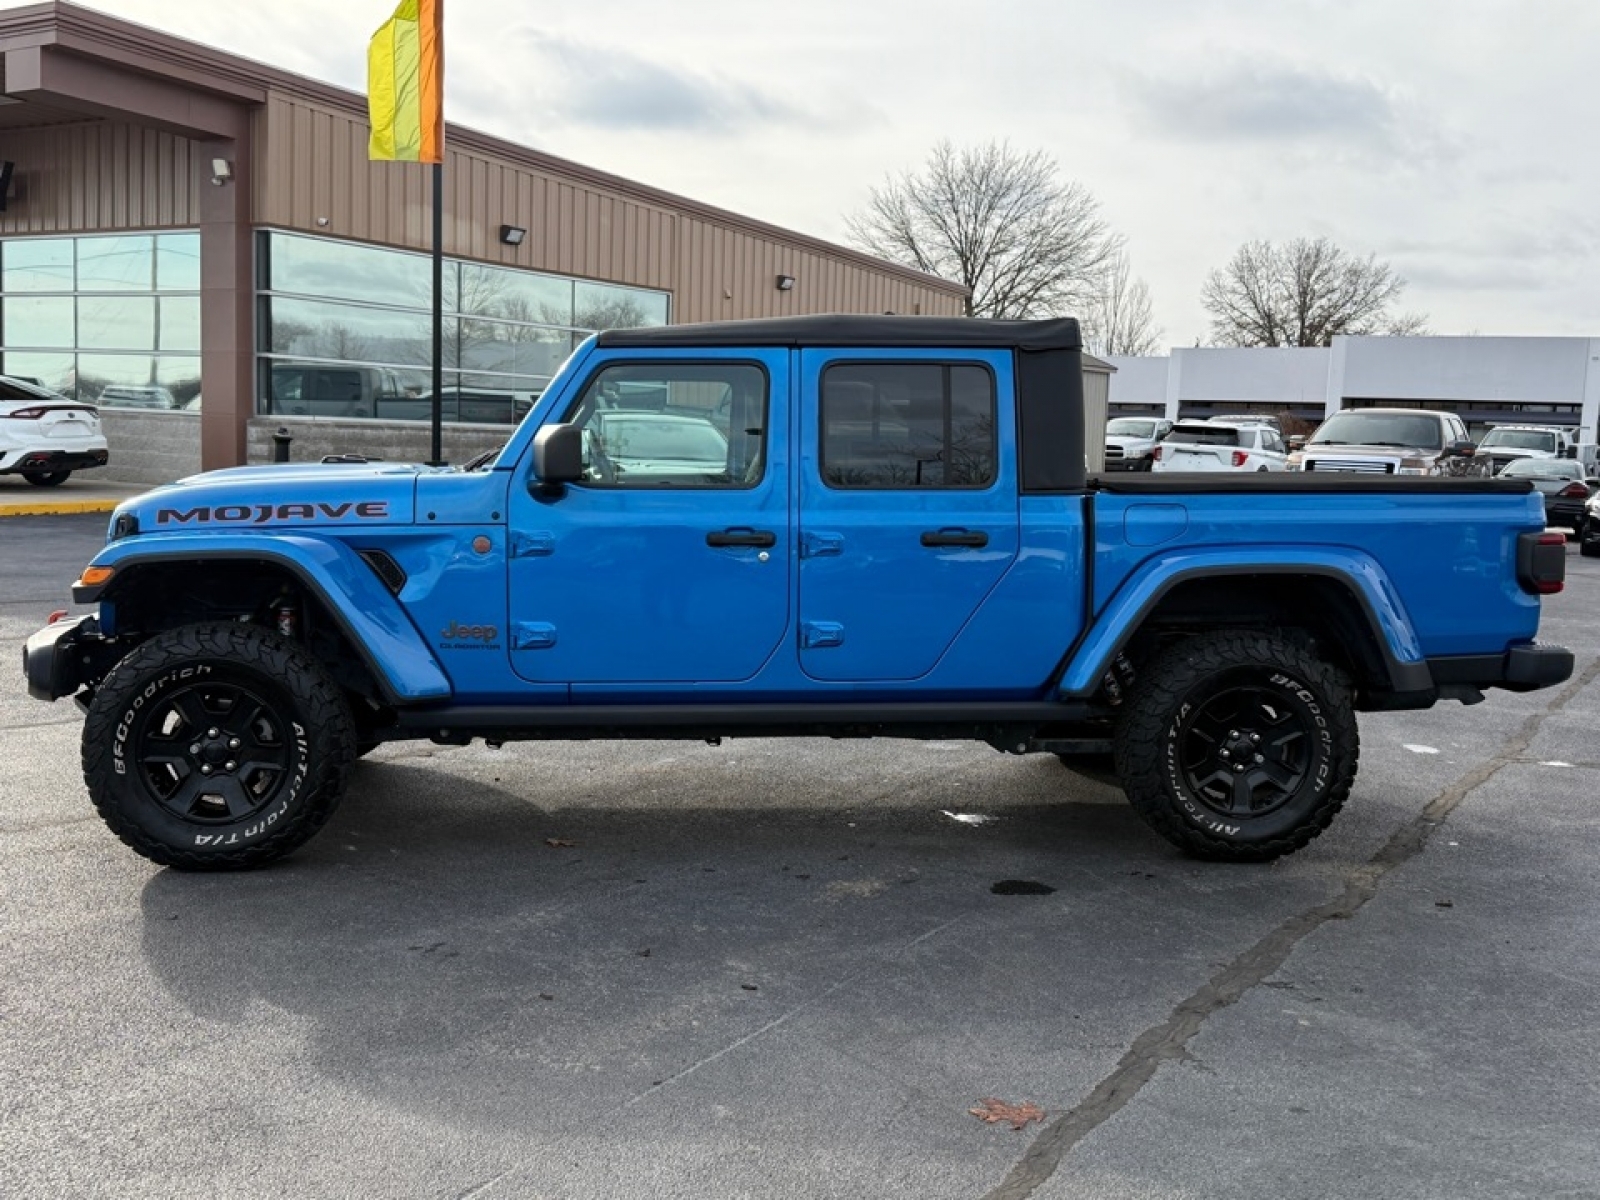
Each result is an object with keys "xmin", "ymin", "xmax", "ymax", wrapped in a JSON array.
[
  {"xmin": 0, "ymin": 122, "xmax": 199, "ymax": 234},
  {"xmin": 255, "ymin": 92, "xmax": 963, "ymax": 322}
]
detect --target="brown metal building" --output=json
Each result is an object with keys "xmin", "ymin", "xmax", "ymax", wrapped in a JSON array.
[{"xmin": 0, "ymin": 1, "xmax": 965, "ymax": 482}]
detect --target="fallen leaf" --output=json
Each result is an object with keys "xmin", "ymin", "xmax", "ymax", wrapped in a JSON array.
[
  {"xmin": 969, "ymin": 1098, "xmax": 1045, "ymax": 1130},
  {"xmin": 545, "ymin": 838, "xmax": 577, "ymax": 848}
]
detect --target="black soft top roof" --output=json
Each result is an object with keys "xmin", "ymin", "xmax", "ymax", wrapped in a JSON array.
[{"xmin": 596, "ymin": 314, "xmax": 1081, "ymax": 351}]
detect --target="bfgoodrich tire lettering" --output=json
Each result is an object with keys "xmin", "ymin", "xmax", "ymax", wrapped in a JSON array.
[
  {"xmin": 1113, "ymin": 630, "xmax": 1359, "ymax": 862},
  {"xmin": 82, "ymin": 623, "xmax": 356, "ymax": 870}
]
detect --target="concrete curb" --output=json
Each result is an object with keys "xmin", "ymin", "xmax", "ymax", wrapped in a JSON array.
[{"xmin": 0, "ymin": 497, "xmax": 121, "ymax": 518}]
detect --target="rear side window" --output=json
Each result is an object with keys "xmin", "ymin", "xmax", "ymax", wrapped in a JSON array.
[{"xmin": 820, "ymin": 362, "xmax": 995, "ymax": 489}]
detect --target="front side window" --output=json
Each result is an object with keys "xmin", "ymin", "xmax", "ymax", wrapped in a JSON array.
[
  {"xmin": 820, "ymin": 362, "xmax": 996, "ymax": 489},
  {"xmin": 560, "ymin": 362, "xmax": 766, "ymax": 489}
]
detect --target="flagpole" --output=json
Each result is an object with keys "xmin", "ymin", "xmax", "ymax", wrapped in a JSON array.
[{"xmin": 430, "ymin": 160, "xmax": 443, "ymax": 465}]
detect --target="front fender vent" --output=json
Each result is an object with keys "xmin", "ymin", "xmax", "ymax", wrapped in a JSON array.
[{"xmin": 359, "ymin": 549, "xmax": 407, "ymax": 594}]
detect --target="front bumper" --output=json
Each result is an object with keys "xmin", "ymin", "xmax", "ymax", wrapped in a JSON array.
[
  {"xmin": 22, "ymin": 614, "xmax": 114, "ymax": 701},
  {"xmin": 0, "ymin": 447, "xmax": 110, "ymax": 475}
]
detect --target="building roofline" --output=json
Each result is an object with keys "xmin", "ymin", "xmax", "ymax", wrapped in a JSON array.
[{"xmin": 0, "ymin": 1, "xmax": 968, "ymax": 299}]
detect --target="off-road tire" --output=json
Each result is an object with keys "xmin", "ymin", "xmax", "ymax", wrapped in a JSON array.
[
  {"xmin": 82, "ymin": 623, "xmax": 356, "ymax": 870},
  {"xmin": 22, "ymin": 470, "xmax": 70, "ymax": 487},
  {"xmin": 1113, "ymin": 630, "xmax": 1359, "ymax": 862}
]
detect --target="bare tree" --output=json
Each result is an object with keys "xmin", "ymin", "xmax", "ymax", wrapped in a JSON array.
[
  {"xmin": 1081, "ymin": 251, "xmax": 1164, "ymax": 356},
  {"xmin": 845, "ymin": 140, "xmax": 1121, "ymax": 319},
  {"xmin": 1201, "ymin": 237, "xmax": 1427, "ymax": 347}
]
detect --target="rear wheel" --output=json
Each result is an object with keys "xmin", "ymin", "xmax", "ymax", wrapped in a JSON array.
[
  {"xmin": 22, "ymin": 470, "xmax": 70, "ymax": 487},
  {"xmin": 82, "ymin": 623, "xmax": 356, "ymax": 869},
  {"xmin": 1113, "ymin": 630, "xmax": 1359, "ymax": 862}
]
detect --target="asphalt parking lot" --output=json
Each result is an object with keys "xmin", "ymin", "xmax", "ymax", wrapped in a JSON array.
[{"xmin": 2, "ymin": 513, "xmax": 1597, "ymax": 1200}]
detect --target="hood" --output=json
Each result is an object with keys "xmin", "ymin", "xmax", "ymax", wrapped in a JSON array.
[
  {"xmin": 113, "ymin": 461, "xmax": 422, "ymax": 534},
  {"xmin": 1105, "ymin": 434, "xmax": 1156, "ymax": 449},
  {"xmin": 1303, "ymin": 441, "xmax": 1439, "ymax": 457}
]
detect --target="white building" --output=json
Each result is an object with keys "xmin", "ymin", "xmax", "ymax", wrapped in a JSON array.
[{"xmin": 1109, "ymin": 336, "xmax": 1600, "ymax": 442}]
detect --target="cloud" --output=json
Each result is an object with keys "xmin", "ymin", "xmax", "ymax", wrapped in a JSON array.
[
  {"xmin": 507, "ymin": 32, "xmax": 827, "ymax": 134},
  {"xmin": 1119, "ymin": 61, "xmax": 1434, "ymax": 157}
]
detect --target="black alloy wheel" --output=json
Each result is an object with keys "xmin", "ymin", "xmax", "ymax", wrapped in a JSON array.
[
  {"xmin": 82, "ymin": 623, "xmax": 356, "ymax": 869},
  {"xmin": 1113, "ymin": 630, "xmax": 1360, "ymax": 862}
]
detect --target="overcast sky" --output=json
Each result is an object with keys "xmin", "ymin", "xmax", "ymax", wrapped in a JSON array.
[{"xmin": 93, "ymin": 0, "xmax": 1599, "ymax": 349}]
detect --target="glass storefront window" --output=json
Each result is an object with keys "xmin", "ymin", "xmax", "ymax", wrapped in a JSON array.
[
  {"xmin": 3, "ymin": 296, "xmax": 74, "ymax": 348},
  {"xmin": 158, "ymin": 296, "xmax": 201, "ymax": 353},
  {"xmin": 264, "ymin": 233, "xmax": 443, "ymax": 309},
  {"xmin": 0, "ymin": 352, "xmax": 74, "ymax": 395},
  {"xmin": 267, "ymin": 295, "xmax": 445, "ymax": 369},
  {"xmin": 257, "ymin": 231, "xmax": 670, "ymax": 423},
  {"xmin": 79, "ymin": 295, "xmax": 157, "ymax": 350},
  {"xmin": 575, "ymin": 280, "xmax": 669, "ymax": 329},
  {"xmin": 156, "ymin": 233, "xmax": 201, "ymax": 292},
  {"xmin": 0, "ymin": 233, "xmax": 201, "ymax": 410},
  {"xmin": 78, "ymin": 235, "xmax": 155, "ymax": 291},
  {"xmin": 459, "ymin": 263, "xmax": 573, "ymax": 325},
  {"xmin": 2, "ymin": 239, "xmax": 75, "ymax": 292}
]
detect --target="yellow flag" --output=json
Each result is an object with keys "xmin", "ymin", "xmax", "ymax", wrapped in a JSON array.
[{"xmin": 368, "ymin": 0, "xmax": 443, "ymax": 162}]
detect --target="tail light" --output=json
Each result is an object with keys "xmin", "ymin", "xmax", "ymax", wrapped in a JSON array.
[
  {"xmin": 1231, "ymin": 450, "xmax": 1247, "ymax": 467},
  {"xmin": 1516, "ymin": 531, "xmax": 1566, "ymax": 595},
  {"xmin": 3, "ymin": 406, "xmax": 47, "ymax": 419},
  {"xmin": 1558, "ymin": 482, "xmax": 1589, "ymax": 499},
  {"xmin": 1151, "ymin": 446, "xmax": 1163, "ymax": 461}
]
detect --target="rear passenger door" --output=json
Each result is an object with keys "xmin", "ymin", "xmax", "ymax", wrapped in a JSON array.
[{"xmin": 796, "ymin": 350, "xmax": 1019, "ymax": 682}]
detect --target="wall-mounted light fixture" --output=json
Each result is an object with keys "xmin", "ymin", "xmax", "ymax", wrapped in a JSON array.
[
  {"xmin": 499, "ymin": 224, "xmax": 527, "ymax": 246},
  {"xmin": 210, "ymin": 157, "xmax": 233, "ymax": 186},
  {"xmin": 775, "ymin": 274, "xmax": 796, "ymax": 291}
]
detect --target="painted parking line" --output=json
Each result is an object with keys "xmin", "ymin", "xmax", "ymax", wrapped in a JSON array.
[{"xmin": 0, "ymin": 498, "xmax": 121, "ymax": 517}]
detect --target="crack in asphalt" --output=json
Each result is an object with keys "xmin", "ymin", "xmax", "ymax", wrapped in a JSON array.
[{"xmin": 982, "ymin": 657, "xmax": 1600, "ymax": 1200}]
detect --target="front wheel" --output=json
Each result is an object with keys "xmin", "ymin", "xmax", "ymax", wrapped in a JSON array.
[
  {"xmin": 1113, "ymin": 631, "xmax": 1359, "ymax": 862},
  {"xmin": 81, "ymin": 623, "xmax": 356, "ymax": 869},
  {"xmin": 23, "ymin": 470, "xmax": 70, "ymax": 487}
]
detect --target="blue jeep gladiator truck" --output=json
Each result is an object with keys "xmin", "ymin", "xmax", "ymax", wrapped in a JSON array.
[{"xmin": 22, "ymin": 316, "xmax": 1574, "ymax": 869}]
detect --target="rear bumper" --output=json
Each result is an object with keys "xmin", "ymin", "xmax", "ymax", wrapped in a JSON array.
[
  {"xmin": 0, "ymin": 447, "xmax": 109, "ymax": 474},
  {"xmin": 1429, "ymin": 643, "xmax": 1575, "ymax": 694}
]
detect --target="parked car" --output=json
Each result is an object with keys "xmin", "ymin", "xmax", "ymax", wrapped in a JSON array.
[
  {"xmin": 1582, "ymin": 491, "xmax": 1600, "ymax": 557},
  {"xmin": 1495, "ymin": 456, "xmax": 1597, "ymax": 538},
  {"xmin": 1102, "ymin": 416, "xmax": 1173, "ymax": 471},
  {"xmin": 98, "ymin": 384, "xmax": 179, "ymax": 410},
  {"xmin": 1153, "ymin": 420, "xmax": 1288, "ymax": 472},
  {"xmin": 1477, "ymin": 424, "xmax": 1577, "ymax": 475},
  {"xmin": 0, "ymin": 374, "xmax": 109, "ymax": 486},
  {"xmin": 1286, "ymin": 407, "xmax": 1485, "ymax": 476}
]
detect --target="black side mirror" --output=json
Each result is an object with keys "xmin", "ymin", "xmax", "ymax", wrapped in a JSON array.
[{"xmin": 533, "ymin": 423, "xmax": 584, "ymax": 485}]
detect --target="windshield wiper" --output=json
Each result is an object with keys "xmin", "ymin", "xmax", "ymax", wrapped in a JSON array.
[{"xmin": 461, "ymin": 445, "xmax": 503, "ymax": 471}]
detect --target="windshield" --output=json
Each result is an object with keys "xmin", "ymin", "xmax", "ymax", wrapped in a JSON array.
[
  {"xmin": 1308, "ymin": 411, "xmax": 1443, "ymax": 451},
  {"xmin": 1479, "ymin": 429, "xmax": 1558, "ymax": 452},
  {"xmin": 1107, "ymin": 418, "xmax": 1157, "ymax": 437},
  {"xmin": 1500, "ymin": 457, "xmax": 1582, "ymax": 480}
]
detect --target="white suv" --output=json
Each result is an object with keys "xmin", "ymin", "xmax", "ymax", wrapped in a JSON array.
[
  {"xmin": 0, "ymin": 376, "xmax": 109, "ymax": 487},
  {"xmin": 1153, "ymin": 420, "xmax": 1288, "ymax": 472}
]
